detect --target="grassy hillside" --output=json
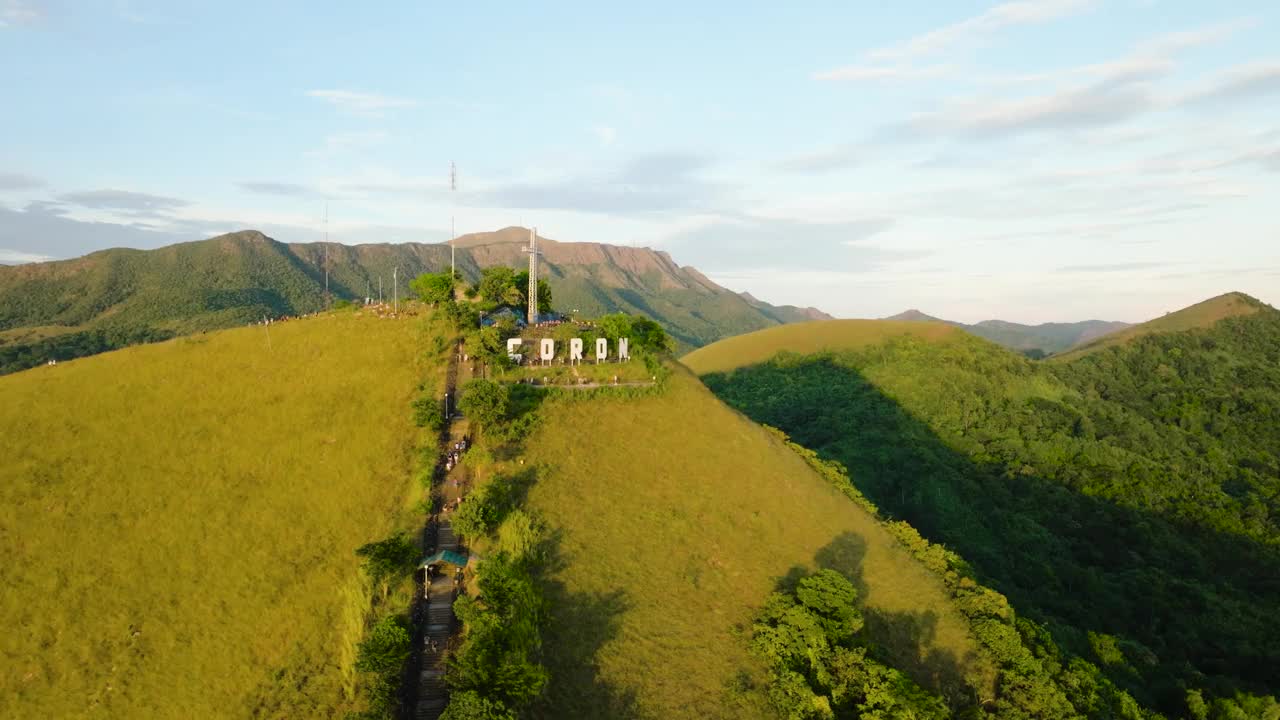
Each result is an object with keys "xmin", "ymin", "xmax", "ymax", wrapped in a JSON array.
[
  {"xmin": 681, "ymin": 319, "xmax": 960, "ymax": 375},
  {"xmin": 493, "ymin": 368, "xmax": 995, "ymax": 718},
  {"xmin": 692, "ymin": 297, "xmax": 1280, "ymax": 714},
  {"xmin": 0, "ymin": 227, "xmax": 826, "ymax": 372},
  {"xmin": 0, "ymin": 310, "xmax": 438, "ymax": 718},
  {"xmin": 1052, "ymin": 291, "xmax": 1263, "ymax": 360}
]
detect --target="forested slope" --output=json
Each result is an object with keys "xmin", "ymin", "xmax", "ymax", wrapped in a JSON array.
[{"xmin": 689, "ymin": 296, "xmax": 1280, "ymax": 716}]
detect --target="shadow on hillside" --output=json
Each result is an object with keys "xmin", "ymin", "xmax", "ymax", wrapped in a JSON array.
[
  {"xmin": 709, "ymin": 356, "xmax": 1280, "ymax": 712},
  {"xmin": 530, "ymin": 529, "xmax": 641, "ymax": 720},
  {"xmin": 775, "ymin": 533, "xmax": 980, "ymax": 707}
]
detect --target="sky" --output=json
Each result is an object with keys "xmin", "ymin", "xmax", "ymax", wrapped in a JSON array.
[{"xmin": 1, "ymin": 0, "xmax": 1277, "ymax": 323}]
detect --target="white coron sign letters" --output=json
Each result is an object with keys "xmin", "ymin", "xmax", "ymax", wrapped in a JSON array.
[{"xmin": 504, "ymin": 336, "xmax": 631, "ymax": 365}]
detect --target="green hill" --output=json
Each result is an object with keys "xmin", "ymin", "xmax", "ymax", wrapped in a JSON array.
[
  {"xmin": 513, "ymin": 368, "xmax": 993, "ymax": 717},
  {"xmin": 0, "ymin": 228, "xmax": 829, "ymax": 374},
  {"xmin": 688, "ymin": 296, "xmax": 1280, "ymax": 715},
  {"xmin": 681, "ymin": 319, "xmax": 961, "ymax": 375},
  {"xmin": 1051, "ymin": 291, "xmax": 1264, "ymax": 361},
  {"xmin": 445, "ymin": 358, "xmax": 1176, "ymax": 720},
  {"xmin": 0, "ymin": 310, "xmax": 442, "ymax": 718}
]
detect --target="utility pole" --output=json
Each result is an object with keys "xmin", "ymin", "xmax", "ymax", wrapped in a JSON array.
[
  {"xmin": 450, "ymin": 161, "xmax": 457, "ymax": 281},
  {"xmin": 393, "ymin": 266, "xmax": 399, "ymax": 314},
  {"xmin": 379, "ymin": 276, "xmax": 383, "ymax": 305},
  {"xmin": 323, "ymin": 203, "xmax": 330, "ymax": 310}
]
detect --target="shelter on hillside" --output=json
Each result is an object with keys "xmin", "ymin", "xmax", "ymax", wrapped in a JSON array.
[
  {"xmin": 480, "ymin": 306, "xmax": 526, "ymax": 329},
  {"xmin": 530, "ymin": 311, "xmax": 567, "ymax": 327},
  {"xmin": 421, "ymin": 549, "xmax": 469, "ymax": 568}
]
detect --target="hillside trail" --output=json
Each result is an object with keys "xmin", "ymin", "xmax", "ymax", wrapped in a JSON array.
[{"xmin": 410, "ymin": 338, "xmax": 474, "ymax": 720}]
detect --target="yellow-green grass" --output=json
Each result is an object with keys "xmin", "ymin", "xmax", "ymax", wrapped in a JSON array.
[
  {"xmin": 513, "ymin": 366, "xmax": 994, "ymax": 718},
  {"xmin": 0, "ymin": 312, "xmax": 438, "ymax": 719},
  {"xmin": 1052, "ymin": 291, "xmax": 1264, "ymax": 361},
  {"xmin": 681, "ymin": 319, "xmax": 961, "ymax": 375}
]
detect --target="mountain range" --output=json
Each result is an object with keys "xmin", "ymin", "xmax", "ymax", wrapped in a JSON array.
[
  {"xmin": 884, "ymin": 308, "xmax": 1132, "ymax": 357},
  {"xmin": 0, "ymin": 227, "xmax": 830, "ymax": 374}
]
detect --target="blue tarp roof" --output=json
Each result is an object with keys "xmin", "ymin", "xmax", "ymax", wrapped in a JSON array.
[{"xmin": 421, "ymin": 550, "xmax": 469, "ymax": 567}]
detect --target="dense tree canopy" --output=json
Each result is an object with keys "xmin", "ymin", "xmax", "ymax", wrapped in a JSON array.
[
  {"xmin": 410, "ymin": 270, "xmax": 458, "ymax": 305},
  {"xmin": 703, "ymin": 309, "xmax": 1280, "ymax": 715},
  {"xmin": 753, "ymin": 570, "xmax": 949, "ymax": 720}
]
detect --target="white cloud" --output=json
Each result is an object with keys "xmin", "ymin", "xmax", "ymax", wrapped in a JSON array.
[
  {"xmin": 0, "ymin": 248, "xmax": 56, "ymax": 264},
  {"xmin": 814, "ymin": 0, "xmax": 1093, "ymax": 85},
  {"xmin": 773, "ymin": 144, "xmax": 866, "ymax": 174},
  {"xmin": 868, "ymin": 0, "xmax": 1095, "ymax": 61},
  {"xmin": 1178, "ymin": 60, "xmax": 1280, "ymax": 105},
  {"xmin": 660, "ymin": 215, "xmax": 911, "ymax": 272},
  {"xmin": 903, "ymin": 21, "xmax": 1255, "ymax": 138},
  {"xmin": 593, "ymin": 125, "xmax": 618, "ymax": 146},
  {"xmin": 813, "ymin": 64, "xmax": 951, "ymax": 82},
  {"xmin": 302, "ymin": 130, "xmax": 390, "ymax": 160},
  {"xmin": 0, "ymin": 0, "xmax": 40, "ymax": 27},
  {"xmin": 305, "ymin": 89, "xmax": 419, "ymax": 117},
  {"xmin": 0, "ymin": 172, "xmax": 44, "ymax": 190},
  {"xmin": 238, "ymin": 181, "xmax": 314, "ymax": 197}
]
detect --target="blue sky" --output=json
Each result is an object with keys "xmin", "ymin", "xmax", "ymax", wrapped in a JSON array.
[{"xmin": 1, "ymin": 0, "xmax": 1277, "ymax": 323}]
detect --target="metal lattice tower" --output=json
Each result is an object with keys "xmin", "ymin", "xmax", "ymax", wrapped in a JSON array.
[{"xmin": 522, "ymin": 227, "xmax": 541, "ymax": 324}]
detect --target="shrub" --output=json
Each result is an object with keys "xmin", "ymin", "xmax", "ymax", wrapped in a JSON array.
[
  {"xmin": 460, "ymin": 380, "xmax": 509, "ymax": 429},
  {"xmin": 412, "ymin": 394, "xmax": 444, "ymax": 431}
]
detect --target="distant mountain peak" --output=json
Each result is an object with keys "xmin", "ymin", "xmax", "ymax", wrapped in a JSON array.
[
  {"xmin": 885, "ymin": 309, "xmax": 945, "ymax": 323},
  {"xmin": 451, "ymin": 226, "xmax": 537, "ymax": 248},
  {"xmin": 736, "ymin": 291, "xmax": 834, "ymax": 323}
]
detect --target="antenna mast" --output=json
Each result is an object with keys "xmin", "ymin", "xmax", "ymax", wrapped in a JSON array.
[{"xmin": 522, "ymin": 226, "xmax": 542, "ymax": 324}]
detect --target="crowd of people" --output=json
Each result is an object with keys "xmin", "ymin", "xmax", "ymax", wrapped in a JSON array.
[{"xmin": 443, "ymin": 435, "xmax": 470, "ymax": 474}]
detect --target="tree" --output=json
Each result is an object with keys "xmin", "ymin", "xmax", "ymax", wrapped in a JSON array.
[
  {"xmin": 478, "ymin": 267, "xmax": 517, "ymax": 305},
  {"xmin": 630, "ymin": 315, "xmax": 672, "ymax": 352},
  {"xmin": 412, "ymin": 394, "xmax": 444, "ymax": 432},
  {"xmin": 440, "ymin": 691, "xmax": 516, "ymax": 720},
  {"xmin": 472, "ymin": 326, "xmax": 514, "ymax": 371},
  {"xmin": 444, "ymin": 300, "xmax": 480, "ymax": 330},
  {"xmin": 513, "ymin": 271, "xmax": 553, "ymax": 314},
  {"xmin": 598, "ymin": 312, "xmax": 672, "ymax": 352},
  {"xmin": 795, "ymin": 569, "xmax": 863, "ymax": 644},
  {"xmin": 752, "ymin": 570, "xmax": 947, "ymax": 720},
  {"xmin": 598, "ymin": 313, "xmax": 633, "ymax": 341},
  {"xmin": 355, "ymin": 615, "xmax": 413, "ymax": 676},
  {"xmin": 411, "ymin": 270, "xmax": 456, "ymax": 305},
  {"xmin": 460, "ymin": 379, "xmax": 509, "ymax": 429},
  {"xmin": 355, "ymin": 533, "xmax": 419, "ymax": 597}
]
